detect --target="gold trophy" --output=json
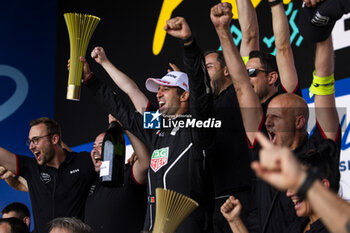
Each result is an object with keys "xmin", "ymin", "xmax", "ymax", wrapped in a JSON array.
[
  {"xmin": 152, "ymin": 188, "xmax": 199, "ymax": 233},
  {"xmin": 64, "ymin": 13, "xmax": 100, "ymax": 100}
]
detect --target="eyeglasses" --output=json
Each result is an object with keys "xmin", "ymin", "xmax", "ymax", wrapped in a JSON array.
[
  {"xmin": 247, "ymin": 68, "xmax": 269, "ymax": 77},
  {"xmin": 26, "ymin": 134, "xmax": 53, "ymax": 147}
]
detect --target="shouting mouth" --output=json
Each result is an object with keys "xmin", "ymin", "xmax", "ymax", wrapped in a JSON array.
[
  {"xmin": 159, "ymin": 101, "xmax": 165, "ymax": 110},
  {"xmin": 268, "ymin": 131, "xmax": 277, "ymax": 144},
  {"xmin": 292, "ymin": 199, "xmax": 302, "ymax": 211},
  {"xmin": 33, "ymin": 151, "xmax": 41, "ymax": 160}
]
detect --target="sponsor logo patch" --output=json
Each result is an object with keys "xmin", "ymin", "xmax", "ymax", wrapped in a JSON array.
[
  {"xmin": 150, "ymin": 147, "xmax": 169, "ymax": 172},
  {"xmin": 70, "ymin": 168, "xmax": 79, "ymax": 174}
]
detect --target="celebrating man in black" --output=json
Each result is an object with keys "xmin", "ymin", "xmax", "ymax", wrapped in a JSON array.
[
  {"xmin": 81, "ymin": 47, "xmax": 214, "ymax": 232},
  {"xmin": 0, "ymin": 117, "xmax": 96, "ymax": 233}
]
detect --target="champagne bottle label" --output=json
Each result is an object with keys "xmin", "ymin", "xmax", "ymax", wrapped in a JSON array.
[
  {"xmin": 101, "ymin": 122, "xmax": 125, "ymax": 186},
  {"xmin": 100, "ymin": 161, "xmax": 110, "ymax": 177},
  {"xmin": 101, "ymin": 140, "xmax": 113, "ymax": 179}
]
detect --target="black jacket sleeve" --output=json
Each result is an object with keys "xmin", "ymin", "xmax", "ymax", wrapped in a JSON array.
[
  {"xmin": 84, "ymin": 75, "xmax": 153, "ymax": 147},
  {"xmin": 182, "ymin": 39, "xmax": 214, "ymax": 149}
]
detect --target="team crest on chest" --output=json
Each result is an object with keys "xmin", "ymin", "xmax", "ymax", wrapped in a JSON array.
[
  {"xmin": 40, "ymin": 172, "xmax": 51, "ymax": 184},
  {"xmin": 150, "ymin": 147, "xmax": 169, "ymax": 172}
]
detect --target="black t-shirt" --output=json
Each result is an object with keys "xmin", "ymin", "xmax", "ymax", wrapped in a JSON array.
[
  {"xmin": 16, "ymin": 150, "xmax": 96, "ymax": 233},
  {"xmin": 207, "ymin": 84, "xmax": 252, "ymax": 196},
  {"xmin": 286, "ymin": 217, "xmax": 330, "ymax": 233},
  {"xmin": 247, "ymin": 83, "xmax": 341, "ymax": 232},
  {"xmin": 84, "ymin": 164, "xmax": 147, "ymax": 233},
  {"xmin": 250, "ymin": 123, "xmax": 341, "ymax": 233}
]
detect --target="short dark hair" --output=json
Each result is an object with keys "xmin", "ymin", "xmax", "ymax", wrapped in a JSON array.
[
  {"xmin": 298, "ymin": 140, "xmax": 340, "ymax": 192},
  {"xmin": 49, "ymin": 217, "xmax": 93, "ymax": 233},
  {"xmin": 176, "ymin": 87, "xmax": 186, "ymax": 96},
  {"xmin": 204, "ymin": 50, "xmax": 226, "ymax": 67},
  {"xmin": 0, "ymin": 218, "xmax": 29, "ymax": 233},
  {"xmin": 249, "ymin": 51, "xmax": 280, "ymax": 86},
  {"xmin": 249, "ymin": 50, "xmax": 278, "ymax": 73},
  {"xmin": 30, "ymin": 117, "xmax": 61, "ymax": 143},
  {"xmin": 1, "ymin": 202, "xmax": 30, "ymax": 220}
]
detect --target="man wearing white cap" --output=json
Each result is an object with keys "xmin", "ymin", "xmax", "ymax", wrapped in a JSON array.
[
  {"xmin": 145, "ymin": 71, "xmax": 190, "ymax": 118},
  {"xmin": 81, "ymin": 50, "xmax": 214, "ymax": 232}
]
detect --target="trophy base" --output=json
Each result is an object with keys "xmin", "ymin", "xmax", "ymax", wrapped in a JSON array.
[{"xmin": 66, "ymin": 84, "xmax": 81, "ymax": 101}]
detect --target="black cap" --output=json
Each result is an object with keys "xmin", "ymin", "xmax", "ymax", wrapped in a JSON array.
[{"xmin": 298, "ymin": 0, "xmax": 346, "ymax": 42}]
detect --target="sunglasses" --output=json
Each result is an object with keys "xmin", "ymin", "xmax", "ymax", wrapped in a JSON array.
[{"xmin": 247, "ymin": 68, "xmax": 269, "ymax": 77}]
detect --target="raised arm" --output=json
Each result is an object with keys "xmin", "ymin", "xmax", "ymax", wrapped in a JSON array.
[
  {"xmin": 165, "ymin": 16, "xmax": 214, "ymax": 147},
  {"xmin": 0, "ymin": 147, "xmax": 17, "ymax": 174},
  {"xmin": 252, "ymin": 133, "xmax": 350, "ymax": 233},
  {"xmin": 125, "ymin": 131, "xmax": 150, "ymax": 185},
  {"xmin": 307, "ymin": 180, "xmax": 350, "ymax": 233},
  {"xmin": 312, "ymin": 35, "xmax": 339, "ymax": 140},
  {"xmin": 236, "ymin": 0, "xmax": 259, "ymax": 57},
  {"xmin": 269, "ymin": 0, "xmax": 299, "ymax": 92},
  {"xmin": 108, "ymin": 114, "xmax": 150, "ymax": 185},
  {"xmin": 91, "ymin": 47, "xmax": 149, "ymax": 113},
  {"xmin": 221, "ymin": 196, "xmax": 249, "ymax": 233},
  {"xmin": 164, "ymin": 17, "xmax": 192, "ymax": 43},
  {"xmin": 0, "ymin": 166, "xmax": 28, "ymax": 192},
  {"xmin": 211, "ymin": 3, "xmax": 263, "ymax": 144},
  {"xmin": 68, "ymin": 57, "xmax": 153, "ymax": 147}
]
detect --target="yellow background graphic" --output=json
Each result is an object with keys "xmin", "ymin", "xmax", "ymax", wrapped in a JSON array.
[{"xmin": 152, "ymin": 0, "xmax": 292, "ymax": 55}]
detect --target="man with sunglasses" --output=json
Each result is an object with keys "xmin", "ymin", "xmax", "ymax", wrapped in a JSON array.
[
  {"xmin": 0, "ymin": 117, "xmax": 96, "ymax": 233},
  {"xmin": 211, "ymin": 2, "xmax": 340, "ymax": 233},
  {"xmin": 231, "ymin": 2, "xmax": 301, "ymax": 230}
]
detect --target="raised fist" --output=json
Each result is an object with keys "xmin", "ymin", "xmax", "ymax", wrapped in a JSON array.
[
  {"xmin": 91, "ymin": 46, "xmax": 108, "ymax": 65},
  {"xmin": 220, "ymin": 195, "xmax": 243, "ymax": 223},
  {"xmin": 164, "ymin": 17, "xmax": 192, "ymax": 40},
  {"xmin": 210, "ymin": 2, "xmax": 233, "ymax": 30}
]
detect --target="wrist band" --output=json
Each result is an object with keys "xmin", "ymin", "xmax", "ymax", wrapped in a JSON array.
[
  {"xmin": 309, "ymin": 71, "xmax": 335, "ymax": 98},
  {"xmin": 83, "ymin": 72, "xmax": 94, "ymax": 84},
  {"xmin": 242, "ymin": 56, "xmax": 249, "ymax": 65},
  {"xmin": 182, "ymin": 35, "xmax": 194, "ymax": 45},
  {"xmin": 267, "ymin": 0, "xmax": 282, "ymax": 7},
  {"xmin": 296, "ymin": 167, "xmax": 319, "ymax": 201}
]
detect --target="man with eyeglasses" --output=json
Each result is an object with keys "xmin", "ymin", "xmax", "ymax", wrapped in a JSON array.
[{"xmin": 0, "ymin": 117, "xmax": 96, "ymax": 233}]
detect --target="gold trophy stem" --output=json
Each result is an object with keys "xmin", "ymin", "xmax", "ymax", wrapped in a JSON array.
[{"xmin": 66, "ymin": 84, "xmax": 81, "ymax": 101}]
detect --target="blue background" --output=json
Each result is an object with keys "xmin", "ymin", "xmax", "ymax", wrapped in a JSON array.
[{"xmin": 0, "ymin": 1, "xmax": 57, "ymax": 230}]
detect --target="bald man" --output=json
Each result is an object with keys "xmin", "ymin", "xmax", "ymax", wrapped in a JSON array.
[{"xmin": 211, "ymin": 2, "xmax": 340, "ymax": 232}]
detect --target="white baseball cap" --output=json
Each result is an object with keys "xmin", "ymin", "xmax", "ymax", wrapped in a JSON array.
[{"xmin": 145, "ymin": 71, "xmax": 189, "ymax": 93}]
